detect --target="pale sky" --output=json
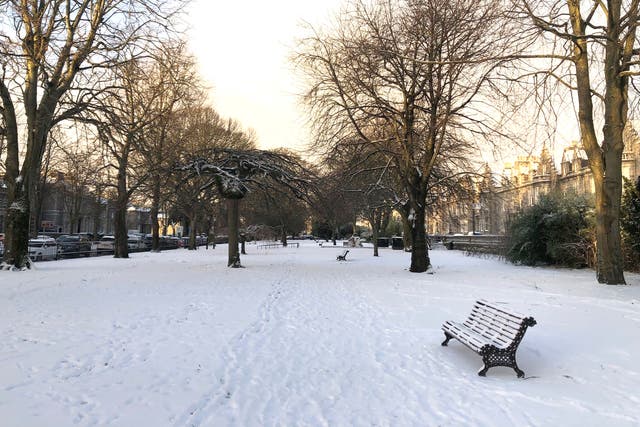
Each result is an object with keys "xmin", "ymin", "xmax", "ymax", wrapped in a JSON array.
[
  {"xmin": 186, "ymin": 0, "xmax": 342, "ymax": 153},
  {"xmin": 185, "ymin": 0, "xmax": 583, "ymax": 170}
]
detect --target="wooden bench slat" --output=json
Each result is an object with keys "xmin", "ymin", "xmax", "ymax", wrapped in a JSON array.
[
  {"xmin": 444, "ymin": 321, "xmax": 506, "ymax": 350},
  {"xmin": 468, "ymin": 309, "xmax": 522, "ymax": 330},
  {"xmin": 471, "ymin": 313, "xmax": 523, "ymax": 332},
  {"xmin": 471, "ymin": 304, "xmax": 526, "ymax": 326},
  {"xmin": 463, "ymin": 322, "xmax": 513, "ymax": 347},
  {"xmin": 442, "ymin": 321, "xmax": 484, "ymax": 351},
  {"xmin": 467, "ymin": 316, "xmax": 520, "ymax": 337},
  {"xmin": 476, "ymin": 299, "xmax": 529, "ymax": 321},
  {"xmin": 465, "ymin": 314, "xmax": 520, "ymax": 339},
  {"xmin": 468, "ymin": 314, "xmax": 522, "ymax": 337},
  {"xmin": 460, "ymin": 321, "xmax": 511, "ymax": 347}
]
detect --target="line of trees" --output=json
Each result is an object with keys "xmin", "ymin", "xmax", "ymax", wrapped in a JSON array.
[
  {"xmin": 0, "ymin": 0, "xmax": 187, "ymax": 268},
  {"xmin": 3, "ymin": 0, "xmax": 638, "ymax": 283},
  {"xmin": 295, "ymin": 0, "xmax": 513, "ymax": 272},
  {"xmin": 0, "ymin": 0, "xmax": 268, "ymax": 269},
  {"xmin": 296, "ymin": 0, "xmax": 640, "ymax": 284}
]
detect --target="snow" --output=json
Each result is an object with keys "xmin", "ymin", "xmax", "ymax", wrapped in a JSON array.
[
  {"xmin": 1, "ymin": 243, "xmax": 640, "ymax": 426},
  {"xmin": 8, "ymin": 200, "xmax": 26, "ymax": 213}
]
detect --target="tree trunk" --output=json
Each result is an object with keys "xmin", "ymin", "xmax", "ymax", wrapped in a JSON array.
[
  {"xmin": 399, "ymin": 203, "xmax": 413, "ymax": 251},
  {"xmin": 227, "ymin": 198, "xmax": 241, "ymax": 267},
  {"xmin": 32, "ymin": 177, "xmax": 44, "ymax": 237},
  {"xmin": 151, "ymin": 177, "xmax": 161, "ymax": 252},
  {"xmin": 113, "ymin": 159, "xmax": 129, "ymax": 259},
  {"xmin": 566, "ymin": 2, "xmax": 626, "ymax": 284},
  {"xmin": 188, "ymin": 211, "xmax": 197, "ymax": 250},
  {"xmin": 280, "ymin": 225, "xmax": 288, "ymax": 247},
  {"xmin": 1, "ymin": 90, "xmax": 56, "ymax": 268},
  {"xmin": 113, "ymin": 199, "xmax": 129, "ymax": 258},
  {"xmin": 409, "ymin": 201, "xmax": 431, "ymax": 273},
  {"xmin": 371, "ymin": 210, "xmax": 380, "ymax": 257},
  {"xmin": 593, "ymin": 169, "xmax": 626, "ymax": 284},
  {"xmin": 3, "ymin": 179, "xmax": 31, "ymax": 269}
]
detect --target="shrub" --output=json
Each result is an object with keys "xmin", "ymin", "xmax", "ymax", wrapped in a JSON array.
[
  {"xmin": 505, "ymin": 191, "xmax": 593, "ymax": 267},
  {"xmin": 621, "ymin": 177, "xmax": 640, "ymax": 271},
  {"xmin": 383, "ymin": 218, "xmax": 403, "ymax": 237}
]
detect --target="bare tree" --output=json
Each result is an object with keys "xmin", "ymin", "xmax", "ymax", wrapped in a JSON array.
[
  {"xmin": 43, "ymin": 131, "xmax": 104, "ymax": 234},
  {"xmin": 243, "ymin": 179, "xmax": 309, "ymax": 246},
  {"xmin": 83, "ymin": 47, "xmax": 189, "ymax": 258},
  {"xmin": 512, "ymin": 0, "xmax": 639, "ymax": 284},
  {"xmin": 308, "ymin": 170, "xmax": 356, "ymax": 246},
  {"xmin": 180, "ymin": 149, "xmax": 311, "ymax": 267},
  {"xmin": 296, "ymin": 0, "xmax": 509, "ymax": 272},
  {"xmin": 325, "ymin": 143, "xmax": 396, "ymax": 256},
  {"xmin": 0, "ymin": 0, "xmax": 186, "ymax": 269},
  {"xmin": 137, "ymin": 42, "xmax": 201, "ymax": 252}
]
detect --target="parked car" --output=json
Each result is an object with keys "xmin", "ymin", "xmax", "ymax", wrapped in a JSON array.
[
  {"xmin": 160, "ymin": 236, "xmax": 179, "ymax": 249},
  {"xmin": 143, "ymin": 234, "xmax": 153, "ymax": 249},
  {"xmin": 96, "ymin": 235, "xmax": 115, "ymax": 254},
  {"xmin": 28, "ymin": 236, "xmax": 58, "ymax": 261},
  {"xmin": 214, "ymin": 235, "xmax": 228, "ymax": 244},
  {"xmin": 56, "ymin": 234, "xmax": 92, "ymax": 258},
  {"xmin": 127, "ymin": 234, "xmax": 145, "ymax": 251}
]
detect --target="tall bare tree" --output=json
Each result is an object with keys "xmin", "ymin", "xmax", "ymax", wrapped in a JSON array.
[
  {"xmin": 85, "ymin": 50, "xmax": 189, "ymax": 258},
  {"xmin": 243, "ymin": 174, "xmax": 310, "ymax": 246},
  {"xmin": 308, "ymin": 170, "xmax": 356, "ymax": 246},
  {"xmin": 297, "ymin": 0, "xmax": 510, "ymax": 272},
  {"xmin": 513, "ymin": 0, "xmax": 639, "ymax": 284},
  {"xmin": 0, "ymin": 0, "xmax": 186, "ymax": 269},
  {"xmin": 135, "ymin": 43, "xmax": 201, "ymax": 252},
  {"xmin": 167, "ymin": 109, "xmax": 231, "ymax": 251}
]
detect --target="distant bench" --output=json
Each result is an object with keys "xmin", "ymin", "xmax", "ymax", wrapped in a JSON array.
[
  {"xmin": 336, "ymin": 249, "xmax": 349, "ymax": 261},
  {"xmin": 441, "ymin": 300, "xmax": 536, "ymax": 378},
  {"xmin": 257, "ymin": 242, "xmax": 300, "ymax": 249}
]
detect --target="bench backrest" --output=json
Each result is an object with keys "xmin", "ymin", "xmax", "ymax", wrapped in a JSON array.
[{"xmin": 462, "ymin": 300, "xmax": 536, "ymax": 350}]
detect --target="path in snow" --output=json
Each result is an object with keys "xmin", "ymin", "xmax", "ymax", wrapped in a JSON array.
[{"xmin": 176, "ymin": 246, "xmax": 640, "ymax": 426}]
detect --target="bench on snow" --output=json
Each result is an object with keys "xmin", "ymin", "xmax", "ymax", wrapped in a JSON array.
[
  {"xmin": 336, "ymin": 249, "xmax": 349, "ymax": 261},
  {"xmin": 441, "ymin": 299, "xmax": 536, "ymax": 378}
]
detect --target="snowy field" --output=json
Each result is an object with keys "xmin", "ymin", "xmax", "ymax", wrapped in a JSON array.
[{"xmin": 1, "ymin": 241, "xmax": 640, "ymax": 427}]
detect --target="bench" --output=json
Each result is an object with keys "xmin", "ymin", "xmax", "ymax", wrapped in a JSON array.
[
  {"xmin": 441, "ymin": 300, "xmax": 536, "ymax": 378},
  {"xmin": 257, "ymin": 242, "xmax": 300, "ymax": 249},
  {"xmin": 336, "ymin": 249, "xmax": 349, "ymax": 261}
]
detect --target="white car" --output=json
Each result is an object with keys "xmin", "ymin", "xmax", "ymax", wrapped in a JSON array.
[
  {"xmin": 28, "ymin": 236, "xmax": 58, "ymax": 261},
  {"xmin": 97, "ymin": 235, "xmax": 115, "ymax": 254},
  {"xmin": 127, "ymin": 234, "xmax": 145, "ymax": 250}
]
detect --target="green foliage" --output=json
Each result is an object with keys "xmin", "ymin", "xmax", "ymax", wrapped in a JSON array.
[
  {"xmin": 312, "ymin": 221, "xmax": 333, "ymax": 240},
  {"xmin": 621, "ymin": 177, "xmax": 640, "ymax": 270},
  {"xmin": 505, "ymin": 191, "xmax": 593, "ymax": 267},
  {"xmin": 383, "ymin": 219, "xmax": 403, "ymax": 237}
]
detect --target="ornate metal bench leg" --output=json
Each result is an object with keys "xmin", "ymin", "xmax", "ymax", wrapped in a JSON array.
[
  {"xmin": 441, "ymin": 332, "xmax": 453, "ymax": 346},
  {"xmin": 512, "ymin": 359, "xmax": 525, "ymax": 378},
  {"xmin": 478, "ymin": 365, "xmax": 489, "ymax": 376}
]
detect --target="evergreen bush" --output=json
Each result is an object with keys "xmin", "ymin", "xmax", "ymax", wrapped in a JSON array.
[
  {"xmin": 505, "ymin": 191, "xmax": 593, "ymax": 267},
  {"xmin": 384, "ymin": 219, "xmax": 403, "ymax": 237},
  {"xmin": 621, "ymin": 177, "xmax": 640, "ymax": 271}
]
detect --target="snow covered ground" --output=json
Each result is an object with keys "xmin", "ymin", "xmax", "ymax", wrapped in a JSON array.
[{"xmin": 1, "ymin": 241, "xmax": 639, "ymax": 427}]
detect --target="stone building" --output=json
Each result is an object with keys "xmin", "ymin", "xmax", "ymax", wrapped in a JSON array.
[
  {"xmin": 428, "ymin": 124, "xmax": 640, "ymax": 235},
  {"xmin": 0, "ymin": 173, "xmax": 152, "ymax": 236}
]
